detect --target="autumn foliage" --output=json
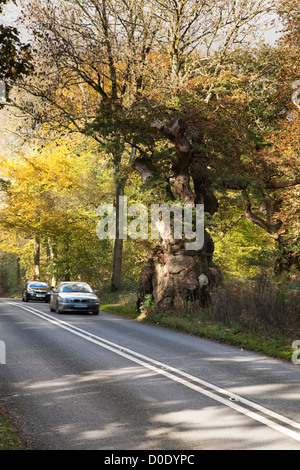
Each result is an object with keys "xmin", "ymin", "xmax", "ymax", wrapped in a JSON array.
[{"xmin": 0, "ymin": 0, "xmax": 299, "ymax": 304}]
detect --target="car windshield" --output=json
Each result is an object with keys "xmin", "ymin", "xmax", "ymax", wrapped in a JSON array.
[
  {"xmin": 60, "ymin": 283, "xmax": 93, "ymax": 293},
  {"xmin": 29, "ymin": 282, "xmax": 49, "ymax": 288}
]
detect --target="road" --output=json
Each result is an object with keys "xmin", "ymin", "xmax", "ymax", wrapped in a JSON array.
[{"xmin": 1, "ymin": 298, "xmax": 300, "ymax": 450}]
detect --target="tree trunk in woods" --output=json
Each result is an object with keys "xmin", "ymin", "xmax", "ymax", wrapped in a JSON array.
[
  {"xmin": 137, "ymin": 235, "xmax": 222, "ymax": 312},
  {"xmin": 63, "ymin": 239, "xmax": 71, "ymax": 281},
  {"xmin": 47, "ymin": 240, "xmax": 57, "ymax": 287},
  {"xmin": 16, "ymin": 257, "xmax": 21, "ymax": 286},
  {"xmin": 134, "ymin": 119, "xmax": 222, "ymax": 312},
  {"xmin": 34, "ymin": 236, "xmax": 40, "ymax": 280},
  {"xmin": 111, "ymin": 178, "xmax": 126, "ymax": 292},
  {"xmin": 275, "ymin": 235, "xmax": 300, "ymax": 274},
  {"xmin": 243, "ymin": 196, "xmax": 300, "ymax": 274}
]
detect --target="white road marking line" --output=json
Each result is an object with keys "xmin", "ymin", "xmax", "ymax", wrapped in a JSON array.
[{"xmin": 5, "ymin": 300, "xmax": 300, "ymax": 443}]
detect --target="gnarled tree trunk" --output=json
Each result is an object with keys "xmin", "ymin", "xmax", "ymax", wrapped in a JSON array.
[{"xmin": 134, "ymin": 118, "xmax": 221, "ymax": 312}]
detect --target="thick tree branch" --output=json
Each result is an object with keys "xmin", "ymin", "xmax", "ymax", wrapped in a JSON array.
[
  {"xmin": 151, "ymin": 119, "xmax": 192, "ymax": 175},
  {"xmin": 221, "ymin": 177, "xmax": 300, "ymax": 191},
  {"xmin": 151, "ymin": 118, "xmax": 220, "ymax": 209},
  {"xmin": 267, "ymin": 178, "xmax": 300, "ymax": 189},
  {"xmin": 243, "ymin": 204, "xmax": 285, "ymax": 239}
]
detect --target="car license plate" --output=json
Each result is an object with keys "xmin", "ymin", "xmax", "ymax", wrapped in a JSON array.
[
  {"xmin": 74, "ymin": 304, "xmax": 86, "ymax": 308},
  {"xmin": 36, "ymin": 294, "xmax": 45, "ymax": 297}
]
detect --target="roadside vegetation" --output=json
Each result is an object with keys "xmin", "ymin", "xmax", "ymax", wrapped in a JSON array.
[
  {"xmin": 101, "ymin": 274, "xmax": 300, "ymax": 363},
  {"xmin": 0, "ymin": 412, "xmax": 25, "ymax": 450}
]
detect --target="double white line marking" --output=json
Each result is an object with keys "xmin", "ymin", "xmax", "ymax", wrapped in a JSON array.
[{"xmin": 6, "ymin": 301, "xmax": 300, "ymax": 443}]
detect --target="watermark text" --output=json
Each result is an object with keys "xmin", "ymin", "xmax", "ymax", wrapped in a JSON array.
[
  {"xmin": 292, "ymin": 340, "xmax": 300, "ymax": 365},
  {"xmin": 96, "ymin": 197, "xmax": 204, "ymax": 250}
]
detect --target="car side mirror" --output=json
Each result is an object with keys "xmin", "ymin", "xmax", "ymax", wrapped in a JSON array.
[{"xmin": 52, "ymin": 288, "xmax": 58, "ymax": 293}]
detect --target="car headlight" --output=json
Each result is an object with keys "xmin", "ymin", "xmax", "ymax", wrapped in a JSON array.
[{"xmin": 58, "ymin": 296, "xmax": 71, "ymax": 303}]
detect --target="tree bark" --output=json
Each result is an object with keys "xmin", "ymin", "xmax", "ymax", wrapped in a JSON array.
[
  {"xmin": 151, "ymin": 119, "xmax": 195, "ymax": 204},
  {"xmin": 243, "ymin": 204, "xmax": 284, "ymax": 238},
  {"xmin": 267, "ymin": 178, "xmax": 300, "ymax": 190},
  {"xmin": 135, "ymin": 118, "xmax": 221, "ymax": 312},
  {"xmin": 110, "ymin": 178, "xmax": 126, "ymax": 292},
  {"xmin": 34, "ymin": 236, "xmax": 40, "ymax": 280},
  {"xmin": 47, "ymin": 240, "xmax": 57, "ymax": 287}
]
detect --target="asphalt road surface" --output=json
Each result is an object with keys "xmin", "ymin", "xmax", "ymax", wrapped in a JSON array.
[{"xmin": 1, "ymin": 298, "xmax": 300, "ymax": 450}]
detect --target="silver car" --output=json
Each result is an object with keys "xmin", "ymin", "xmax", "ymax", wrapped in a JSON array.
[{"xmin": 50, "ymin": 282, "xmax": 100, "ymax": 315}]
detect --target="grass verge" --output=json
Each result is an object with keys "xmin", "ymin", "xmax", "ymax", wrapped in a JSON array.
[
  {"xmin": 101, "ymin": 299, "xmax": 296, "ymax": 363},
  {"xmin": 101, "ymin": 276, "xmax": 300, "ymax": 363},
  {"xmin": 0, "ymin": 413, "xmax": 25, "ymax": 450}
]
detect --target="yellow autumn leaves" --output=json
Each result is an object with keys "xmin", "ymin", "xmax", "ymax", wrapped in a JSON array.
[{"xmin": 0, "ymin": 132, "xmax": 114, "ymax": 282}]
